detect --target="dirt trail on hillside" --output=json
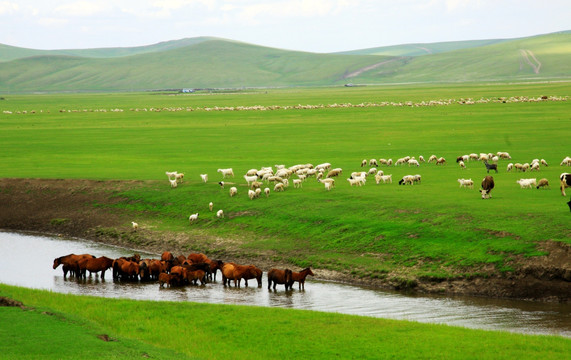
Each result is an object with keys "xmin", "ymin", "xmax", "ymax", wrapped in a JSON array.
[
  {"xmin": 343, "ymin": 58, "xmax": 404, "ymax": 79},
  {"xmin": 0, "ymin": 178, "xmax": 569, "ymax": 302},
  {"xmin": 519, "ymin": 49, "xmax": 541, "ymax": 74}
]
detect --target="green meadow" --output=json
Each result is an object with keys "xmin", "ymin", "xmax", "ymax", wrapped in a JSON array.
[
  {"xmin": 1, "ymin": 284, "xmax": 570, "ymax": 360},
  {"xmin": 1, "ymin": 82, "xmax": 569, "ymax": 281}
]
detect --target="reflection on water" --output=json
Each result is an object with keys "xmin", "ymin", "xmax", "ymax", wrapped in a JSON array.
[{"xmin": 1, "ymin": 231, "xmax": 570, "ymax": 337}]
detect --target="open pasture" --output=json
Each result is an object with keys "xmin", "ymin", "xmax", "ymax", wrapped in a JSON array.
[{"xmin": 1, "ymin": 82, "xmax": 570, "ymax": 279}]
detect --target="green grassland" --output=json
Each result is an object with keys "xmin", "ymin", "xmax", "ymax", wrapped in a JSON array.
[
  {"xmin": 1, "ymin": 284, "xmax": 569, "ymax": 360},
  {"xmin": 1, "ymin": 83, "xmax": 569, "ymax": 282},
  {"xmin": 0, "ymin": 32, "xmax": 569, "ymax": 92}
]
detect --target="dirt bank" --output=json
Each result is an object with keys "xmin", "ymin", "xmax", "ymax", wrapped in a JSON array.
[{"xmin": 1, "ymin": 178, "xmax": 569, "ymax": 302}]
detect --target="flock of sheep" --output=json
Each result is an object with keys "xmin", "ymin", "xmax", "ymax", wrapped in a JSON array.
[
  {"xmin": 3, "ymin": 95, "xmax": 567, "ymax": 117},
  {"xmin": 157, "ymin": 153, "xmax": 571, "ymax": 225}
]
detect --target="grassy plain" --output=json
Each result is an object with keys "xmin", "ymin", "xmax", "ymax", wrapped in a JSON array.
[
  {"xmin": 1, "ymin": 82, "xmax": 570, "ymax": 283},
  {"xmin": 1, "ymin": 284, "xmax": 570, "ymax": 360}
]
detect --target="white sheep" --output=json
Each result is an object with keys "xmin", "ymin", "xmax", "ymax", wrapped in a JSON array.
[
  {"xmin": 369, "ymin": 159, "xmax": 378, "ymax": 167},
  {"xmin": 324, "ymin": 182, "xmax": 332, "ymax": 191},
  {"xmin": 248, "ymin": 189, "xmax": 256, "ymax": 200},
  {"xmin": 360, "ymin": 159, "xmax": 367, "ymax": 167},
  {"xmin": 428, "ymin": 155, "xmax": 438, "ymax": 163},
  {"xmin": 293, "ymin": 179, "xmax": 302, "ymax": 188},
  {"xmin": 315, "ymin": 163, "xmax": 331, "ymax": 172},
  {"xmin": 255, "ymin": 188, "xmax": 262, "ymax": 198},
  {"xmin": 169, "ymin": 179, "xmax": 178, "ymax": 188},
  {"xmin": 560, "ymin": 156, "xmax": 571, "ymax": 166},
  {"xmin": 507, "ymin": 163, "xmax": 513, "ymax": 172},
  {"xmin": 264, "ymin": 187, "xmax": 270, "ymax": 197},
  {"xmin": 380, "ymin": 174, "xmax": 392, "ymax": 184},
  {"xmin": 246, "ymin": 169, "xmax": 258, "ymax": 176},
  {"xmin": 131, "ymin": 222, "xmax": 139, "ymax": 231},
  {"xmin": 189, "ymin": 213, "xmax": 199, "ymax": 222},
  {"xmin": 457, "ymin": 178, "xmax": 474, "ymax": 189},
  {"xmin": 541, "ymin": 159, "xmax": 548, "ymax": 167},
  {"xmin": 209, "ymin": 202, "xmax": 213, "ymax": 211},
  {"xmin": 200, "ymin": 174, "xmax": 208, "ymax": 183},
  {"xmin": 274, "ymin": 183, "xmax": 285, "ymax": 192},
  {"xmin": 458, "ymin": 160, "xmax": 466, "ymax": 169},
  {"xmin": 229, "ymin": 187, "xmax": 237, "ymax": 197},
  {"xmin": 216, "ymin": 209, "xmax": 224, "ymax": 218},
  {"xmin": 408, "ymin": 159, "xmax": 420, "ymax": 167},
  {"xmin": 368, "ymin": 167, "xmax": 377, "ymax": 175},
  {"xmin": 244, "ymin": 174, "xmax": 258, "ymax": 185},
  {"xmin": 347, "ymin": 177, "xmax": 363, "ymax": 187},
  {"xmin": 318, "ymin": 178, "xmax": 335, "ymax": 188},
  {"xmin": 530, "ymin": 162, "xmax": 540, "ymax": 172},
  {"xmin": 166, "ymin": 171, "xmax": 178, "ymax": 179},
  {"xmin": 218, "ymin": 168, "xmax": 234, "ymax": 178},
  {"xmin": 219, "ymin": 181, "xmax": 225, "ymax": 188},
  {"xmin": 517, "ymin": 178, "xmax": 537, "ymax": 189},
  {"xmin": 419, "ymin": 155, "xmax": 425, "ymax": 163}
]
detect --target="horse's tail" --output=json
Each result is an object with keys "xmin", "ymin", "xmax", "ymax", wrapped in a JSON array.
[{"xmin": 285, "ymin": 269, "xmax": 293, "ymax": 290}]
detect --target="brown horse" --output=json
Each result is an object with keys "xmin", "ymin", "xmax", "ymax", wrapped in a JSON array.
[
  {"xmin": 208, "ymin": 259, "xmax": 224, "ymax": 281},
  {"xmin": 158, "ymin": 272, "xmax": 178, "ymax": 288},
  {"xmin": 267, "ymin": 268, "xmax": 294, "ymax": 290},
  {"xmin": 53, "ymin": 254, "xmax": 95, "ymax": 278},
  {"xmin": 291, "ymin": 267, "xmax": 314, "ymax": 290},
  {"xmin": 187, "ymin": 253, "xmax": 209, "ymax": 263},
  {"xmin": 221, "ymin": 263, "xmax": 263, "ymax": 287},
  {"xmin": 78, "ymin": 256, "xmax": 114, "ymax": 279},
  {"xmin": 112, "ymin": 258, "xmax": 140, "ymax": 281}
]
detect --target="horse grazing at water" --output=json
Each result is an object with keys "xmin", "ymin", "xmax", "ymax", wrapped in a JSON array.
[
  {"xmin": 221, "ymin": 263, "xmax": 263, "ymax": 287},
  {"xmin": 53, "ymin": 254, "xmax": 95, "ymax": 278},
  {"xmin": 291, "ymin": 267, "xmax": 315, "ymax": 290},
  {"xmin": 112, "ymin": 258, "xmax": 140, "ymax": 281},
  {"xmin": 267, "ymin": 268, "xmax": 294, "ymax": 290},
  {"xmin": 77, "ymin": 256, "xmax": 114, "ymax": 279}
]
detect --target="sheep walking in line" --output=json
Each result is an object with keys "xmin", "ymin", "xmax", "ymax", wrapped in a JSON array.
[
  {"xmin": 536, "ymin": 178, "xmax": 549, "ymax": 189},
  {"xmin": 216, "ymin": 209, "xmax": 224, "ymax": 218},
  {"xmin": 200, "ymin": 174, "xmax": 208, "ymax": 183},
  {"xmin": 189, "ymin": 213, "xmax": 199, "ymax": 223},
  {"xmin": 229, "ymin": 187, "xmax": 237, "ymax": 197}
]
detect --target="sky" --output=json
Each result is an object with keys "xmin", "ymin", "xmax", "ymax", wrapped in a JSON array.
[{"xmin": 1, "ymin": 0, "xmax": 570, "ymax": 53}]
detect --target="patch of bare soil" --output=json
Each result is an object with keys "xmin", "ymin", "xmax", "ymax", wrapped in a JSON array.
[{"xmin": 0, "ymin": 178, "xmax": 569, "ymax": 302}]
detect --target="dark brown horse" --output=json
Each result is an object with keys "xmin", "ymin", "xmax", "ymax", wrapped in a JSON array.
[
  {"xmin": 53, "ymin": 254, "xmax": 95, "ymax": 278},
  {"xmin": 158, "ymin": 272, "xmax": 178, "ymax": 288},
  {"xmin": 291, "ymin": 267, "xmax": 314, "ymax": 290},
  {"xmin": 112, "ymin": 258, "xmax": 140, "ymax": 281},
  {"xmin": 187, "ymin": 253, "xmax": 209, "ymax": 263},
  {"xmin": 221, "ymin": 263, "xmax": 263, "ymax": 287},
  {"xmin": 78, "ymin": 256, "xmax": 114, "ymax": 279},
  {"xmin": 267, "ymin": 268, "xmax": 293, "ymax": 290}
]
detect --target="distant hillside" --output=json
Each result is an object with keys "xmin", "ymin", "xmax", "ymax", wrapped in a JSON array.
[{"xmin": 0, "ymin": 31, "xmax": 569, "ymax": 92}]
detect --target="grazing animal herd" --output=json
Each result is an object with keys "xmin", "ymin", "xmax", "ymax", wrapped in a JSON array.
[{"xmin": 53, "ymin": 251, "xmax": 315, "ymax": 291}]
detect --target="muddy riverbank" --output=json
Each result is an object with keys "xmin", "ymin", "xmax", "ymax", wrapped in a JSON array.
[{"xmin": 1, "ymin": 177, "xmax": 569, "ymax": 302}]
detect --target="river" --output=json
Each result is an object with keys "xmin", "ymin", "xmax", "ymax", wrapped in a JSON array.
[{"xmin": 1, "ymin": 231, "xmax": 570, "ymax": 337}]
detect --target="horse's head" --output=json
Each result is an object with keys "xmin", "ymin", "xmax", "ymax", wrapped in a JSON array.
[
  {"xmin": 305, "ymin": 267, "xmax": 315, "ymax": 277},
  {"xmin": 53, "ymin": 257, "xmax": 61, "ymax": 269}
]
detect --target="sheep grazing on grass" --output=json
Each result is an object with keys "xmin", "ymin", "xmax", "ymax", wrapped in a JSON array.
[
  {"xmin": 507, "ymin": 163, "xmax": 514, "ymax": 172},
  {"xmin": 169, "ymin": 179, "xmax": 178, "ymax": 188},
  {"xmin": 458, "ymin": 160, "xmax": 466, "ymax": 169},
  {"xmin": 218, "ymin": 168, "xmax": 234, "ymax": 178},
  {"xmin": 293, "ymin": 179, "xmax": 302, "ymax": 188},
  {"xmin": 326, "ymin": 169, "xmax": 342, "ymax": 178},
  {"xmin": 517, "ymin": 178, "xmax": 537, "ymax": 189},
  {"xmin": 244, "ymin": 174, "xmax": 258, "ymax": 186},
  {"xmin": 408, "ymin": 159, "xmax": 420, "ymax": 167},
  {"xmin": 399, "ymin": 175, "xmax": 415, "ymax": 185},
  {"xmin": 347, "ymin": 177, "xmax": 363, "ymax": 187},
  {"xmin": 560, "ymin": 173, "xmax": 571, "ymax": 196},
  {"xmin": 377, "ymin": 174, "xmax": 392, "ymax": 184},
  {"xmin": 536, "ymin": 178, "xmax": 550, "ymax": 189},
  {"xmin": 483, "ymin": 161, "xmax": 498, "ymax": 173},
  {"xmin": 131, "ymin": 222, "xmax": 139, "ymax": 231},
  {"xmin": 248, "ymin": 189, "xmax": 256, "ymax": 200},
  {"xmin": 458, "ymin": 178, "xmax": 474, "ymax": 189},
  {"xmin": 250, "ymin": 181, "xmax": 262, "ymax": 190},
  {"xmin": 428, "ymin": 155, "xmax": 438, "ymax": 163},
  {"xmin": 255, "ymin": 188, "xmax": 262, "ymax": 198},
  {"xmin": 200, "ymin": 174, "xmax": 208, "ymax": 183},
  {"xmin": 209, "ymin": 202, "xmax": 213, "ymax": 211},
  {"xmin": 189, "ymin": 213, "xmax": 199, "ymax": 223},
  {"xmin": 521, "ymin": 163, "xmax": 530, "ymax": 172},
  {"xmin": 218, "ymin": 181, "xmax": 225, "ymax": 188},
  {"xmin": 530, "ymin": 162, "xmax": 540, "ymax": 172},
  {"xmin": 216, "ymin": 209, "xmax": 224, "ymax": 218},
  {"xmin": 264, "ymin": 187, "xmax": 270, "ymax": 197},
  {"xmin": 324, "ymin": 182, "xmax": 332, "ymax": 191},
  {"xmin": 419, "ymin": 155, "xmax": 425, "ymax": 163},
  {"xmin": 497, "ymin": 152, "xmax": 512, "ymax": 159},
  {"xmin": 229, "ymin": 187, "xmax": 237, "ymax": 197},
  {"xmin": 436, "ymin": 157, "xmax": 446, "ymax": 165},
  {"xmin": 175, "ymin": 173, "xmax": 184, "ymax": 183},
  {"xmin": 274, "ymin": 183, "xmax": 285, "ymax": 192},
  {"xmin": 541, "ymin": 159, "xmax": 548, "ymax": 167},
  {"xmin": 369, "ymin": 159, "xmax": 378, "ymax": 167},
  {"xmin": 360, "ymin": 159, "xmax": 367, "ymax": 167},
  {"xmin": 513, "ymin": 163, "xmax": 523, "ymax": 172},
  {"xmin": 480, "ymin": 176, "xmax": 495, "ymax": 199},
  {"xmin": 560, "ymin": 157, "xmax": 571, "ymax": 166}
]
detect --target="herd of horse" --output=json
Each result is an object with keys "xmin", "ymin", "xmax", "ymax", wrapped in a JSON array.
[{"xmin": 52, "ymin": 251, "xmax": 315, "ymax": 291}]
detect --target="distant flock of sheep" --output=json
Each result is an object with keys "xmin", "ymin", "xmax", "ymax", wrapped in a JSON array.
[
  {"xmin": 3, "ymin": 95, "xmax": 567, "ymax": 116},
  {"xmin": 159, "ymin": 153, "xmax": 571, "ymax": 224}
]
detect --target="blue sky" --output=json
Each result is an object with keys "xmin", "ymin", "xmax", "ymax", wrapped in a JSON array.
[{"xmin": 1, "ymin": 0, "xmax": 569, "ymax": 52}]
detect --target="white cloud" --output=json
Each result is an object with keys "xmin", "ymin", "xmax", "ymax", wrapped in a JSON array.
[
  {"xmin": 55, "ymin": 1, "xmax": 111, "ymax": 17},
  {"xmin": 0, "ymin": 1, "xmax": 19, "ymax": 15},
  {"xmin": 38, "ymin": 17, "xmax": 68, "ymax": 26}
]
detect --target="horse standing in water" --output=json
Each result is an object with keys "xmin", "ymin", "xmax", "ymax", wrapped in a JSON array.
[
  {"xmin": 267, "ymin": 268, "xmax": 294, "ymax": 290},
  {"xmin": 291, "ymin": 267, "xmax": 315, "ymax": 290},
  {"xmin": 222, "ymin": 263, "xmax": 263, "ymax": 287},
  {"xmin": 77, "ymin": 256, "xmax": 114, "ymax": 279},
  {"xmin": 53, "ymin": 254, "xmax": 95, "ymax": 278}
]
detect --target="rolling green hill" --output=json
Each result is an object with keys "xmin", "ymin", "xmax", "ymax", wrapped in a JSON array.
[{"xmin": 0, "ymin": 31, "xmax": 569, "ymax": 92}]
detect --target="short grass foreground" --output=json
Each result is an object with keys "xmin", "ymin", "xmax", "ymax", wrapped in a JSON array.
[
  {"xmin": 0, "ymin": 284, "xmax": 569, "ymax": 360},
  {"xmin": 0, "ymin": 83, "xmax": 570, "ymax": 282}
]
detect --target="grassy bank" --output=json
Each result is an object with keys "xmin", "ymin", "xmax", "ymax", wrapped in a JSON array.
[
  {"xmin": 0, "ymin": 83, "xmax": 570, "ymax": 287},
  {"xmin": 1, "ymin": 284, "xmax": 569, "ymax": 359}
]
